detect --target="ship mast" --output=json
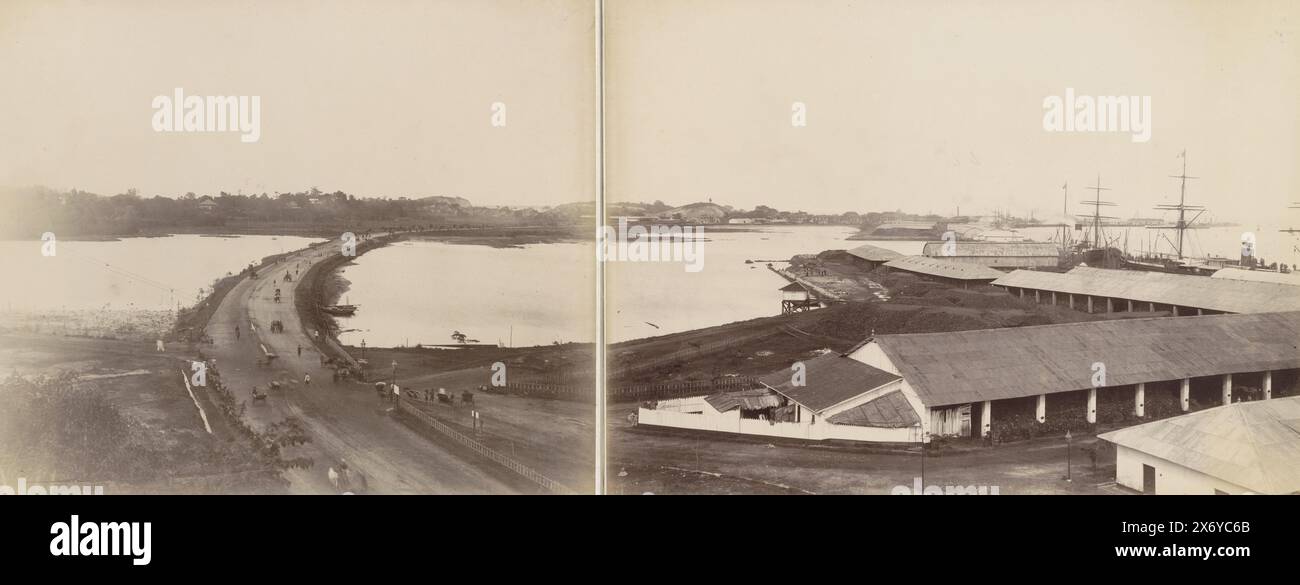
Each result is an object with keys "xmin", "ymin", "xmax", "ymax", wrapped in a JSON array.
[
  {"xmin": 1150, "ymin": 150, "xmax": 1205, "ymax": 260},
  {"xmin": 1080, "ymin": 174, "xmax": 1116, "ymax": 250},
  {"xmin": 1058, "ymin": 181, "xmax": 1070, "ymax": 248},
  {"xmin": 1282, "ymin": 203, "xmax": 1300, "ymax": 235}
]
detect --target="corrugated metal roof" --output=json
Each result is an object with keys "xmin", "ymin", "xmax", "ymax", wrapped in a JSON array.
[
  {"xmin": 922, "ymin": 241, "xmax": 1059, "ymax": 258},
  {"xmin": 846, "ymin": 244, "xmax": 904, "ymax": 262},
  {"xmin": 871, "ymin": 311, "xmax": 1300, "ymax": 408},
  {"xmin": 1211, "ymin": 268, "xmax": 1300, "ymax": 287},
  {"xmin": 993, "ymin": 266, "xmax": 1300, "ymax": 313},
  {"xmin": 758, "ymin": 352, "xmax": 901, "ymax": 413},
  {"xmin": 1099, "ymin": 396, "xmax": 1300, "ymax": 494},
  {"xmin": 704, "ymin": 388, "xmax": 784, "ymax": 412},
  {"xmin": 826, "ymin": 390, "xmax": 921, "ymax": 428},
  {"xmin": 884, "ymin": 256, "xmax": 1006, "ymax": 281}
]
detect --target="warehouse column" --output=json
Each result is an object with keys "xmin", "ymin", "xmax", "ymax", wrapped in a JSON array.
[
  {"xmin": 1127, "ymin": 299, "xmax": 1134, "ymax": 312},
  {"xmin": 1106, "ymin": 298, "xmax": 1113, "ymax": 313},
  {"xmin": 1036, "ymin": 394, "xmax": 1046, "ymax": 423},
  {"xmin": 1087, "ymin": 296, "xmax": 1094, "ymax": 313},
  {"xmin": 1180, "ymin": 378, "xmax": 1190, "ymax": 411},
  {"xmin": 1264, "ymin": 371, "xmax": 1273, "ymax": 400},
  {"xmin": 1134, "ymin": 383, "xmax": 1145, "ymax": 417},
  {"xmin": 1086, "ymin": 388, "xmax": 1097, "ymax": 423},
  {"xmin": 1018, "ymin": 288, "xmax": 1025, "ymax": 299},
  {"xmin": 1035, "ymin": 290, "xmax": 1040, "ymax": 303},
  {"xmin": 1197, "ymin": 308, "xmax": 1204, "ymax": 316},
  {"xmin": 1149, "ymin": 302, "xmax": 1156, "ymax": 312},
  {"xmin": 981, "ymin": 400, "xmax": 992, "ymax": 438},
  {"xmin": 1052, "ymin": 291, "xmax": 1057, "ymax": 305},
  {"xmin": 1068, "ymin": 294, "xmax": 1074, "ymax": 309},
  {"xmin": 1222, "ymin": 373, "xmax": 1232, "ymax": 405}
]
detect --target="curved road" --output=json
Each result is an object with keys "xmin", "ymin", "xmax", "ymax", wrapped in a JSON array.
[{"xmin": 204, "ymin": 236, "xmax": 516, "ymax": 494}]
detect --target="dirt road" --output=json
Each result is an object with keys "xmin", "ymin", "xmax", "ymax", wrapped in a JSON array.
[{"xmin": 204, "ymin": 237, "xmax": 517, "ymax": 494}]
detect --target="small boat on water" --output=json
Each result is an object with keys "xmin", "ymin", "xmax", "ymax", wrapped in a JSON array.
[{"xmin": 320, "ymin": 304, "xmax": 358, "ymax": 316}]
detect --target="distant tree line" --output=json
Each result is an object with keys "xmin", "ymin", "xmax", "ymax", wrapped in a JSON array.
[{"xmin": 0, "ymin": 186, "xmax": 583, "ymax": 238}]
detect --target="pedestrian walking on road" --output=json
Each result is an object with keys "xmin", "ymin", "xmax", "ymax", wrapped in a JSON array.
[
  {"xmin": 297, "ymin": 344, "xmax": 302, "ymax": 357},
  {"xmin": 304, "ymin": 373, "xmax": 311, "ymax": 386},
  {"xmin": 235, "ymin": 325, "xmax": 240, "ymax": 340}
]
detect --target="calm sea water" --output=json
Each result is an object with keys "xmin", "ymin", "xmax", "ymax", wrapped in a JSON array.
[
  {"xmin": 333, "ymin": 226, "xmax": 858, "ymax": 347},
  {"xmin": 9, "ymin": 224, "xmax": 1290, "ymax": 347},
  {"xmin": 0, "ymin": 234, "xmax": 325, "ymax": 311},
  {"xmin": 607, "ymin": 225, "xmax": 859, "ymax": 342},
  {"xmin": 333, "ymin": 240, "xmax": 596, "ymax": 348}
]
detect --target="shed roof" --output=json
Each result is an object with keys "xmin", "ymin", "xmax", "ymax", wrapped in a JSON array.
[
  {"xmin": 1211, "ymin": 268, "xmax": 1300, "ymax": 287},
  {"xmin": 993, "ymin": 266, "xmax": 1300, "ymax": 313},
  {"xmin": 826, "ymin": 390, "xmax": 921, "ymax": 428},
  {"xmin": 884, "ymin": 256, "xmax": 1006, "ymax": 281},
  {"xmin": 921, "ymin": 241, "xmax": 1059, "ymax": 258},
  {"xmin": 758, "ymin": 352, "xmax": 901, "ymax": 413},
  {"xmin": 704, "ymin": 388, "xmax": 784, "ymax": 413},
  {"xmin": 868, "ymin": 311, "xmax": 1300, "ymax": 408},
  {"xmin": 1099, "ymin": 396, "xmax": 1300, "ymax": 494},
  {"xmin": 846, "ymin": 244, "xmax": 904, "ymax": 263}
]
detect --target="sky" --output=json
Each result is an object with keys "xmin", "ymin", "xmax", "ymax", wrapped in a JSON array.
[
  {"xmin": 605, "ymin": 0, "xmax": 1299, "ymax": 223},
  {"xmin": 2, "ymin": 1, "xmax": 1295, "ymax": 223},
  {"xmin": 0, "ymin": 0, "xmax": 596, "ymax": 207}
]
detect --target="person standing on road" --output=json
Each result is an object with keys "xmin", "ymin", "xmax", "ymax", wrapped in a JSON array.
[
  {"xmin": 304, "ymin": 373, "xmax": 311, "ymax": 386},
  {"xmin": 297, "ymin": 344, "xmax": 302, "ymax": 357},
  {"xmin": 235, "ymin": 325, "xmax": 240, "ymax": 340}
]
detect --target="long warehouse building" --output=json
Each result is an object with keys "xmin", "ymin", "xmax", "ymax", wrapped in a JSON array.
[
  {"xmin": 993, "ymin": 266, "xmax": 1300, "ymax": 315},
  {"xmin": 638, "ymin": 312, "xmax": 1300, "ymax": 448}
]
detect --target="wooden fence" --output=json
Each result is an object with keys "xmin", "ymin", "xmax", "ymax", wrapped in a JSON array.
[{"xmin": 609, "ymin": 376, "xmax": 758, "ymax": 401}]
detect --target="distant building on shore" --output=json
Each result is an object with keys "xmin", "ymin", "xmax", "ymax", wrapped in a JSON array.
[
  {"xmin": 920, "ymin": 241, "xmax": 1059, "ymax": 269},
  {"xmin": 882, "ymin": 256, "xmax": 1005, "ymax": 287},
  {"xmin": 845, "ymin": 244, "xmax": 903, "ymax": 270}
]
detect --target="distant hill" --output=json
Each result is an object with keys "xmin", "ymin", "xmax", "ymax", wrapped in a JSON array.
[
  {"xmin": 416, "ymin": 195, "xmax": 472, "ymax": 208},
  {"xmin": 659, "ymin": 201, "xmax": 730, "ymax": 223}
]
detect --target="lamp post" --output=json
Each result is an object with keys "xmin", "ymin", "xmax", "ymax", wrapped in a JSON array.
[
  {"xmin": 920, "ymin": 431, "xmax": 929, "ymax": 492},
  {"xmin": 1065, "ymin": 429, "xmax": 1073, "ymax": 483}
]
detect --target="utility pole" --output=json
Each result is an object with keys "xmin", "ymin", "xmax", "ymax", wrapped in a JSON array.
[{"xmin": 1065, "ymin": 430, "xmax": 1073, "ymax": 483}]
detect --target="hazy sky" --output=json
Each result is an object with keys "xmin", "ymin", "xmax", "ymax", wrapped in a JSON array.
[
  {"xmin": 606, "ymin": 0, "xmax": 1299, "ymax": 223},
  {"xmin": 0, "ymin": 0, "xmax": 596, "ymax": 207}
]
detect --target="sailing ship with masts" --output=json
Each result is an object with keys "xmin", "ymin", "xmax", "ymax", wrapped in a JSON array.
[{"xmin": 1057, "ymin": 151, "xmax": 1261, "ymax": 275}]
